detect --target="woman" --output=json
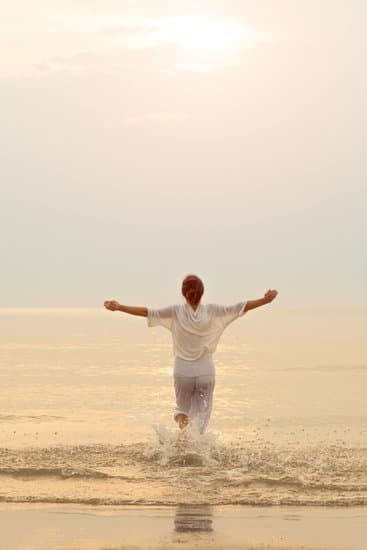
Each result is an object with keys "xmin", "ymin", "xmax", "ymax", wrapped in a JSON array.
[{"xmin": 104, "ymin": 274, "xmax": 278, "ymax": 434}]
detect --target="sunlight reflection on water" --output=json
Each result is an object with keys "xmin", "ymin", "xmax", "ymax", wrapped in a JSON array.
[{"xmin": 0, "ymin": 309, "xmax": 366, "ymax": 506}]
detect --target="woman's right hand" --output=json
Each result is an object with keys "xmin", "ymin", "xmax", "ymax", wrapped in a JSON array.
[{"xmin": 104, "ymin": 300, "xmax": 121, "ymax": 311}]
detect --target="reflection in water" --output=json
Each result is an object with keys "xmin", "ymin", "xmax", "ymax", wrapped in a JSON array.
[{"xmin": 174, "ymin": 505, "xmax": 213, "ymax": 532}]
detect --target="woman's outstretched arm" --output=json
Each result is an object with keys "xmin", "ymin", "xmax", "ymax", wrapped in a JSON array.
[
  {"xmin": 244, "ymin": 289, "xmax": 278, "ymax": 313},
  {"xmin": 104, "ymin": 300, "xmax": 148, "ymax": 317}
]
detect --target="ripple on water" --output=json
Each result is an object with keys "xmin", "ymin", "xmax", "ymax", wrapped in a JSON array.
[{"xmin": 1, "ymin": 427, "xmax": 367, "ymax": 506}]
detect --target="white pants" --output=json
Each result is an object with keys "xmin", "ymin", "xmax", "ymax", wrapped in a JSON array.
[{"xmin": 173, "ymin": 354, "xmax": 215, "ymax": 434}]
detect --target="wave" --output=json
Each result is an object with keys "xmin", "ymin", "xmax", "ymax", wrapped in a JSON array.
[
  {"xmin": 0, "ymin": 466, "xmax": 110, "ymax": 479},
  {"xmin": 1, "ymin": 434, "xmax": 367, "ymax": 506},
  {"xmin": 0, "ymin": 414, "xmax": 65, "ymax": 423},
  {"xmin": 1, "ymin": 495, "xmax": 367, "ymax": 506},
  {"xmin": 1, "ymin": 466, "xmax": 367, "ymax": 494}
]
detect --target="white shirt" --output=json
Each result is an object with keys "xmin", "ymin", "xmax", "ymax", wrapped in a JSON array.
[{"xmin": 147, "ymin": 301, "xmax": 248, "ymax": 361}]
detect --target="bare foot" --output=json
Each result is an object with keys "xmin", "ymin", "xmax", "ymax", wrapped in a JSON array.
[{"xmin": 175, "ymin": 413, "xmax": 189, "ymax": 430}]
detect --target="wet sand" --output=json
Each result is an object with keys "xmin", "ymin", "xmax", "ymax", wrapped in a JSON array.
[{"xmin": 1, "ymin": 504, "xmax": 367, "ymax": 550}]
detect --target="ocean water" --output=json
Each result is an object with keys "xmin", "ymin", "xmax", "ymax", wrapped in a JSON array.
[{"xmin": 0, "ymin": 307, "xmax": 366, "ymax": 507}]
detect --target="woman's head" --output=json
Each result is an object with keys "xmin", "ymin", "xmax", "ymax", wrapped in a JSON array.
[{"xmin": 181, "ymin": 274, "xmax": 204, "ymax": 308}]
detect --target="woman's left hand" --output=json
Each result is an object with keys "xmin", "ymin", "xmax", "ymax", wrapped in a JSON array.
[{"xmin": 264, "ymin": 289, "xmax": 278, "ymax": 303}]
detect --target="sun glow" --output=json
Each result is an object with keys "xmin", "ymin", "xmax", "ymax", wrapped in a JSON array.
[
  {"xmin": 117, "ymin": 15, "xmax": 249, "ymax": 53},
  {"xmin": 158, "ymin": 16, "xmax": 246, "ymax": 51},
  {"xmin": 91, "ymin": 15, "xmax": 265, "ymax": 74}
]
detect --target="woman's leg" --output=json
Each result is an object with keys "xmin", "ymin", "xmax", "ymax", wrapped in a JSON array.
[
  {"xmin": 174, "ymin": 376, "xmax": 195, "ymax": 429},
  {"xmin": 190, "ymin": 375, "xmax": 215, "ymax": 434}
]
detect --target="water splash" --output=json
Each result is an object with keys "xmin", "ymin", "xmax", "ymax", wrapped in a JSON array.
[
  {"xmin": 1, "ymin": 432, "xmax": 367, "ymax": 505},
  {"xmin": 151, "ymin": 421, "xmax": 220, "ymax": 466}
]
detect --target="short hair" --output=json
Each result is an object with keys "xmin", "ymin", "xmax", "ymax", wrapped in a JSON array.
[{"xmin": 181, "ymin": 274, "xmax": 204, "ymax": 307}]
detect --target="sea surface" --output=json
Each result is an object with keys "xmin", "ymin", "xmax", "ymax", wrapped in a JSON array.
[{"xmin": 0, "ymin": 306, "xmax": 366, "ymax": 507}]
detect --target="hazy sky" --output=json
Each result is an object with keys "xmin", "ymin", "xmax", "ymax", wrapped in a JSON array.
[{"xmin": 1, "ymin": 1, "xmax": 366, "ymax": 308}]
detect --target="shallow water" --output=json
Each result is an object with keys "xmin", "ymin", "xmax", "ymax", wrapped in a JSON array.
[
  {"xmin": 2, "ymin": 504, "xmax": 367, "ymax": 550},
  {"xmin": 0, "ymin": 307, "xmax": 366, "ymax": 507}
]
